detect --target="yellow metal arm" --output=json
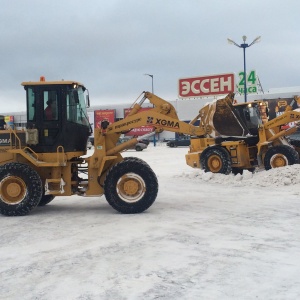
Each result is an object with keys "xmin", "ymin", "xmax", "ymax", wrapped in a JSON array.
[
  {"xmin": 264, "ymin": 110, "xmax": 300, "ymax": 129},
  {"xmin": 106, "ymin": 92, "xmax": 206, "ymax": 137}
]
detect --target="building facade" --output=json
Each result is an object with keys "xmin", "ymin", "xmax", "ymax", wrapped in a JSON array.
[{"xmin": 2, "ymin": 88, "xmax": 300, "ymax": 141}]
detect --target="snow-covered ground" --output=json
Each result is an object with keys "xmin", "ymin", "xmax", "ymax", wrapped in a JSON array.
[{"xmin": 1, "ymin": 144, "xmax": 300, "ymax": 300}]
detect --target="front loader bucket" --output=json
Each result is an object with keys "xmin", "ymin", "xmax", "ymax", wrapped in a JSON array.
[{"xmin": 212, "ymin": 93, "xmax": 250, "ymax": 137}]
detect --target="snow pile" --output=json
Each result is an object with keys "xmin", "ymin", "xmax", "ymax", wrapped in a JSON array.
[{"xmin": 177, "ymin": 164, "xmax": 300, "ymax": 188}]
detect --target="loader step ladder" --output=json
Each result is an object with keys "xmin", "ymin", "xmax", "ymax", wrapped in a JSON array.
[
  {"xmin": 229, "ymin": 146, "xmax": 238, "ymax": 165},
  {"xmin": 8, "ymin": 146, "xmax": 67, "ymax": 167},
  {"xmin": 45, "ymin": 178, "xmax": 66, "ymax": 195}
]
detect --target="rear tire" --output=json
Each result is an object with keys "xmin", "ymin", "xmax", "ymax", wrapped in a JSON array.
[
  {"xmin": 0, "ymin": 163, "xmax": 43, "ymax": 216},
  {"xmin": 264, "ymin": 145, "xmax": 299, "ymax": 170},
  {"xmin": 104, "ymin": 157, "xmax": 158, "ymax": 214},
  {"xmin": 200, "ymin": 146, "xmax": 232, "ymax": 174}
]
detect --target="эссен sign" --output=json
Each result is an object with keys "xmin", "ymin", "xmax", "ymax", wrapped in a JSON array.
[{"xmin": 178, "ymin": 73, "xmax": 235, "ymax": 98}]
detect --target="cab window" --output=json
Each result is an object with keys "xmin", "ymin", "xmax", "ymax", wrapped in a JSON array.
[
  {"xmin": 27, "ymin": 88, "xmax": 36, "ymax": 121},
  {"xmin": 43, "ymin": 91, "xmax": 58, "ymax": 121},
  {"xmin": 66, "ymin": 87, "xmax": 89, "ymax": 126}
]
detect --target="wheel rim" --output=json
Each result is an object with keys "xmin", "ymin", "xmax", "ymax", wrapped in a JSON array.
[
  {"xmin": 270, "ymin": 154, "xmax": 288, "ymax": 168},
  {"xmin": 0, "ymin": 176, "xmax": 27, "ymax": 205},
  {"xmin": 116, "ymin": 173, "xmax": 146, "ymax": 203},
  {"xmin": 207, "ymin": 155, "xmax": 222, "ymax": 172}
]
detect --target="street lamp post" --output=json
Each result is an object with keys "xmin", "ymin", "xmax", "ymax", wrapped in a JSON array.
[
  {"xmin": 144, "ymin": 73, "xmax": 156, "ymax": 146},
  {"xmin": 227, "ymin": 35, "xmax": 261, "ymax": 103},
  {"xmin": 144, "ymin": 73, "xmax": 154, "ymax": 94}
]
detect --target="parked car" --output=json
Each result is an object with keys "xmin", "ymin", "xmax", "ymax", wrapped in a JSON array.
[
  {"xmin": 162, "ymin": 138, "xmax": 173, "ymax": 142},
  {"xmin": 166, "ymin": 136, "xmax": 190, "ymax": 147},
  {"xmin": 132, "ymin": 136, "xmax": 150, "ymax": 145},
  {"xmin": 134, "ymin": 142, "xmax": 148, "ymax": 151},
  {"xmin": 138, "ymin": 138, "xmax": 150, "ymax": 146},
  {"xmin": 117, "ymin": 138, "xmax": 148, "ymax": 151}
]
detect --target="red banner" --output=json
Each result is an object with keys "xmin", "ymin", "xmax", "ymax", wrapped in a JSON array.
[
  {"xmin": 124, "ymin": 107, "xmax": 153, "ymax": 136},
  {"xmin": 178, "ymin": 73, "xmax": 235, "ymax": 98},
  {"xmin": 94, "ymin": 109, "xmax": 115, "ymax": 129}
]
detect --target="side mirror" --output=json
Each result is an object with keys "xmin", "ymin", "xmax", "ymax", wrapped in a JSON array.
[
  {"xmin": 265, "ymin": 107, "xmax": 269, "ymax": 118},
  {"xmin": 86, "ymin": 94, "xmax": 90, "ymax": 108}
]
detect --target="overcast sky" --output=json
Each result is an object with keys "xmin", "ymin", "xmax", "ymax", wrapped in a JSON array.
[{"xmin": 1, "ymin": 0, "xmax": 300, "ymax": 113}]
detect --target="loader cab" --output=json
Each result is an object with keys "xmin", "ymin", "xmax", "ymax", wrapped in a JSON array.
[
  {"xmin": 22, "ymin": 78, "xmax": 92, "ymax": 153},
  {"xmin": 233, "ymin": 102, "xmax": 263, "ymax": 135}
]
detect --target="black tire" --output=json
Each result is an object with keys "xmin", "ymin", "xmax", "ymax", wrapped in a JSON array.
[
  {"xmin": 38, "ymin": 194, "xmax": 55, "ymax": 206},
  {"xmin": 135, "ymin": 145, "xmax": 143, "ymax": 151},
  {"xmin": 169, "ymin": 142, "xmax": 176, "ymax": 148},
  {"xmin": 263, "ymin": 145, "xmax": 299, "ymax": 170},
  {"xmin": 290, "ymin": 139, "xmax": 300, "ymax": 147},
  {"xmin": 231, "ymin": 167, "xmax": 255, "ymax": 175},
  {"xmin": 232, "ymin": 167, "xmax": 243, "ymax": 175},
  {"xmin": 104, "ymin": 157, "xmax": 158, "ymax": 214},
  {"xmin": 0, "ymin": 163, "xmax": 43, "ymax": 216},
  {"xmin": 200, "ymin": 146, "xmax": 232, "ymax": 174}
]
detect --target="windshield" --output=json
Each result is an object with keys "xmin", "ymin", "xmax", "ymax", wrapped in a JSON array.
[
  {"xmin": 66, "ymin": 87, "xmax": 89, "ymax": 126},
  {"xmin": 235, "ymin": 104, "xmax": 262, "ymax": 135},
  {"xmin": 246, "ymin": 105, "xmax": 263, "ymax": 128}
]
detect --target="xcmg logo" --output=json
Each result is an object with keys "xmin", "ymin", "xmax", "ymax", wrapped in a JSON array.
[
  {"xmin": 147, "ymin": 117, "xmax": 180, "ymax": 129},
  {"xmin": 0, "ymin": 138, "xmax": 10, "ymax": 144}
]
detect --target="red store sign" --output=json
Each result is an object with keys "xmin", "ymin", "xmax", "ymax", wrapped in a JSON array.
[
  {"xmin": 178, "ymin": 73, "xmax": 235, "ymax": 98},
  {"xmin": 94, "ymin": 109, "xmax": 116, "ymax": 129},
  {"xmin": 124, "ymin": 107, "xmax": 153, "ymax": 136}
]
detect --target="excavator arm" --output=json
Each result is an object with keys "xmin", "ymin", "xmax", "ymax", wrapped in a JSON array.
[
  {"xmin": 259, "ymin": 110, "xmax": 300, "ymax": 142},
  {"xmin": 86, "ymin": 91, "xmax": 208, "ymax": 192},
  {"xmin": 263, "ymin": 110, "xmax": 300, "ymax": 130},
  {"xmin": 106, "ymin": 91, "xmax": 206, "ymax": 138},
  {"xmin": 255, "ymin": 109, "xmax": 300, "ymax": 157}
]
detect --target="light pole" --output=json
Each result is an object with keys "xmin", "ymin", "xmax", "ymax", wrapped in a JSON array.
[
  {"xmin": 144, "ymin": 73, "xmax": 156, "ymax": 146},
  {"xmin": 144, "ymin": 73, "xmax": 154, "ymax": 94},
  {"xmin": 227, "ymin": 35, "xmax": 261, "ymax": 102}
]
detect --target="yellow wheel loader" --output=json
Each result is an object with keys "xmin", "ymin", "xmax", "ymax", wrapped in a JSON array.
[
  {"xmin": 186, "ymin": 93, "xmax": 300, "ymax": 175},
  {"xmin": 0, "ymin": 78, "xmax": 206, "ymax": 216},
  {"xmin": 0, "ymin": 78, "xmax": 299, "ymax": 216}
]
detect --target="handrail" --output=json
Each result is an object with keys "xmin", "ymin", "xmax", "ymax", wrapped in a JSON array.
[
  {"xmin": 23, "ymin": 146, "xmax": 39, "ymax": 160},
  {"xmin": 8, "ymin": 128, "xmax": 22, "ymax": 149},
  {"xmin": 56, "ymin": 146, "xmax": 66, "ymax": 165}
]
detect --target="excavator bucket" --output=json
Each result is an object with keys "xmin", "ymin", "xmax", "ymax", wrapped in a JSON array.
[
  {"xmin": 213, "ymin": 94, "xmax": 251, "ymax": 136},
  {"xmin": 198, "ymin": 93, "xmax": 251, "ymax": 137}
]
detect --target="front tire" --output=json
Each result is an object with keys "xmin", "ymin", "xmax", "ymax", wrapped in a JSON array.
[
  {"xmin": 104, "ymin": 157, "xmax": 158, "ymax": 214},
  {"xmin": 200, "ymin": 146, "xmax": 232, "ymax": 174},
  {"xmin": 264, "ymin": 145, "xmax": 299, "ymax": 170},
  {"xmin": 0, "ymin": 163, "xmax": 43, "ymax": 216}
]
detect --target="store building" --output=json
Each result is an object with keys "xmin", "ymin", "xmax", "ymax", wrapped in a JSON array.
[{"xmin": 2, "ymin": 86, "xmax": 300, "ymax": 141}]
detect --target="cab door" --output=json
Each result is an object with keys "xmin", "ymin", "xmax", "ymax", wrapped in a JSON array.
[{"xmin": 26, "ymin": 86, "xmax": 63, "ymax": 153}]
